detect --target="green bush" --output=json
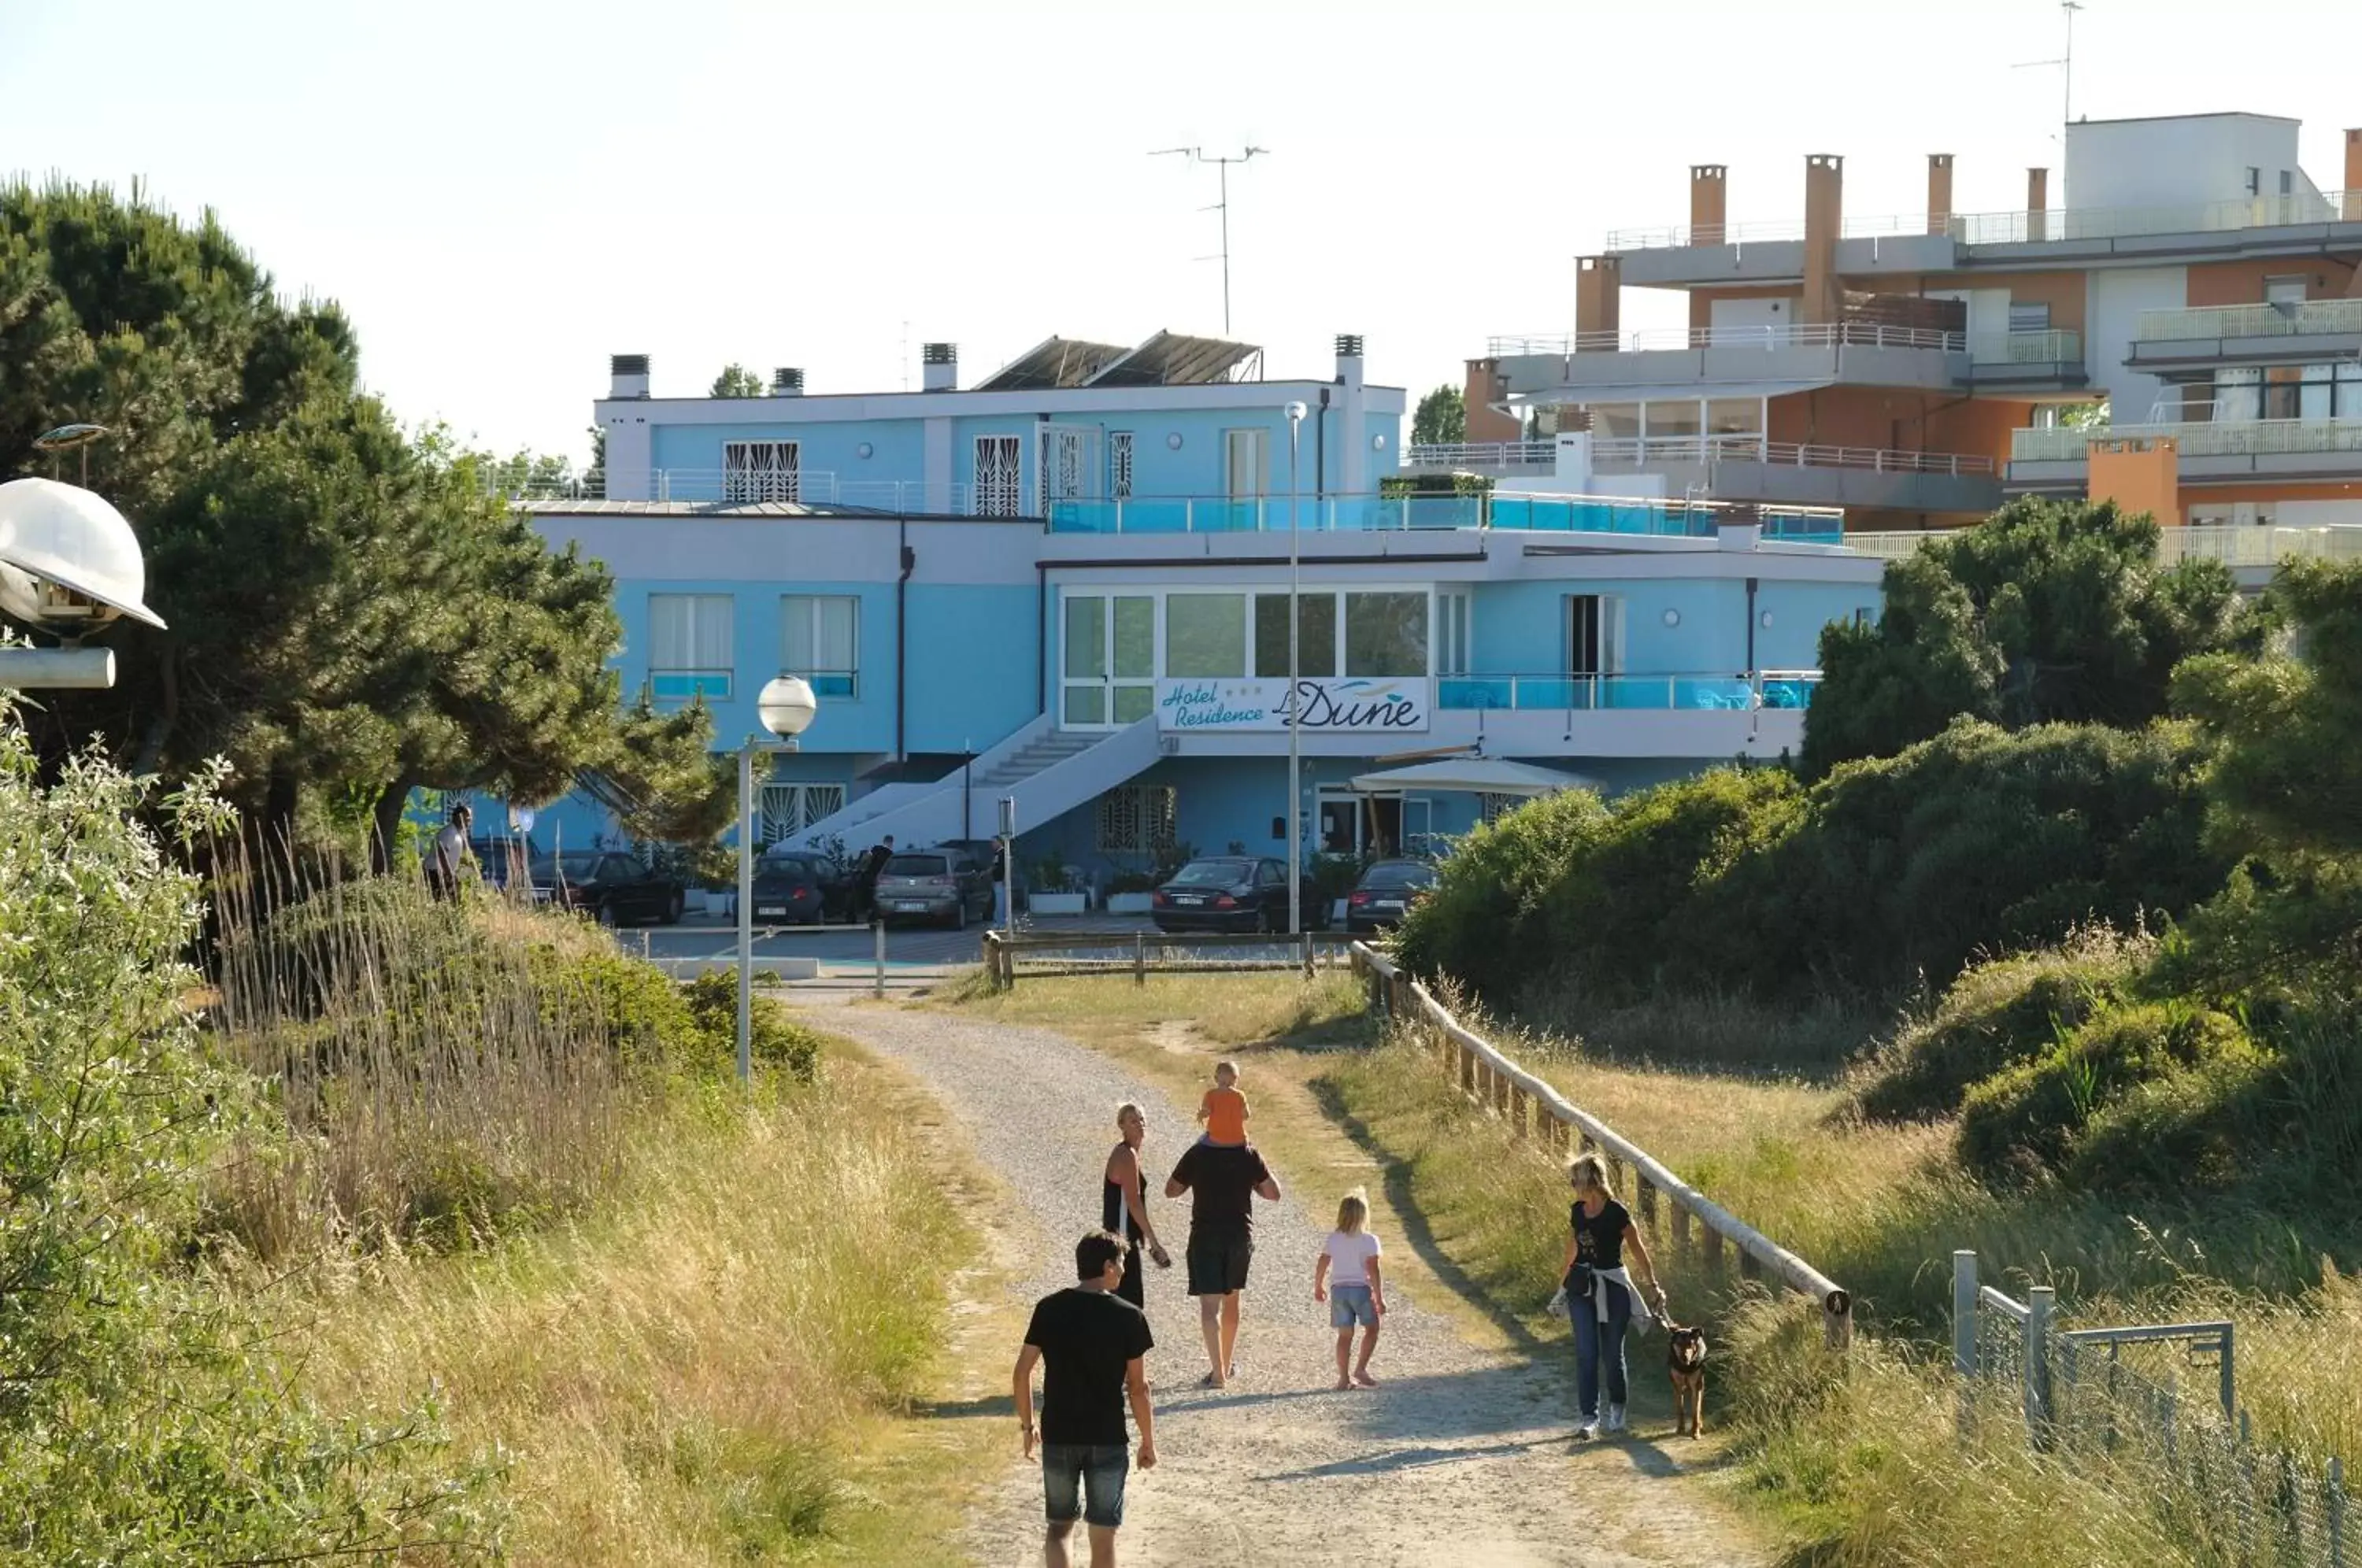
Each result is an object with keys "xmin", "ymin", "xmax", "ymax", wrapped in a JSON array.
[
  {"xmin": 1856, "ymin": 927, "xmax": 2146, "ymax": 1122},
  {"xmin": 681, "ymin": 971, "xmax": 824, "ymax": 1080},
  {"xmin": 1398, "ymin": 720, "xmax": 2222, "ymax": 1019},
  {"xmin": 1958, "ymin": 1001, "xmax": 2263, "ymax": 1178},
  {"xmin": 529, "ymin": 940, "xmax": 701, "ymax": 1072},
  {"xmin": 0, "ymin": 719, "xmax": 491, "ymax": 1555}
]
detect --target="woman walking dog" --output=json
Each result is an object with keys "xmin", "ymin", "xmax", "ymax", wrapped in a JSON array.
[{"xmin": 1558, "ymin": 1152, "xmax": 1670, "ymax": 1439}]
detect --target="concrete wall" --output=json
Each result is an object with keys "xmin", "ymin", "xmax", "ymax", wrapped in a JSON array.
[
  {"xmin": 2066, "ymin": 116, "xmax": 2307, "ymax": 210},
  {"xmin": 2085, "ymin": 266, "xmax": 2190, "ymax": 418}
]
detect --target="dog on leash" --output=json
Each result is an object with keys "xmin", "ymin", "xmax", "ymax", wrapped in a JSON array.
[{"xmin": 1666, "ymin": 1326, "xmax": 1709, "ymax": 1436}]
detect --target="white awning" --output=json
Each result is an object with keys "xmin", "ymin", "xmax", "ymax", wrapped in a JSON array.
[
  {"xmin": 1504, "ymin": 377, "xmax": 1834, "ymax": 408},
  {"xmin": 1349, "ymin": 758, "xmax": 1598, "ymax": 797}
]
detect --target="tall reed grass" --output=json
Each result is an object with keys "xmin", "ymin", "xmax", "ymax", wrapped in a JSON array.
[
  {"xmin": 207, "ymin": 845, "xmax": 639, "ymax": 1256},
  {"xmin": 293, "ymin": 1062, "xmax": 973, "ymax": 1564}
]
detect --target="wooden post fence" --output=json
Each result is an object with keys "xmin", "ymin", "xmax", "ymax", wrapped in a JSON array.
[{"xmin": 1346, "ymin": 941, "xmax": 1853, "ymax": 1350}]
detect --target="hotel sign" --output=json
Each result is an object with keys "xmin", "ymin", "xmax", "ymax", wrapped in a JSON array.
[{"xmin": 1155, "ymin": 677, "xmax": 1428, "ymax": 734}]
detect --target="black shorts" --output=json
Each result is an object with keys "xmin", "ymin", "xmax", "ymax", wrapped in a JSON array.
[{"xmin": 1186, "ymin": 1228, "xmax": 1253, "ymax": 1296}]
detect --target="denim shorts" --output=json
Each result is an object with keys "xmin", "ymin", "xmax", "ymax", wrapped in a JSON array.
[
  {"xmin": 1329, "ymin": 1283, "xmax": 1377, "ymax": 1329},
  {"xmin": 1041, "ymin": 1442, "xmax": 1130, "ymax": 1529}
]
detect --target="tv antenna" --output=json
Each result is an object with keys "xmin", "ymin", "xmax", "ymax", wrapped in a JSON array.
[
  {"xmin": 2013, "ymin": 0, "xmax": 2084, "ymax": 138},
  {"xmin": 1151, "ymin": 146, "xmax": 1268, "ymax": 336}
]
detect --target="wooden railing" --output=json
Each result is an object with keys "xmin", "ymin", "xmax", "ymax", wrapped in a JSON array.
[
  {"xmin": 1349, "ymin": 941, "xmax": 1853, "ymax": 1348},
  {"xmin": 980, "ymin": 928, "xmax": 1354, "ymax": 989}
]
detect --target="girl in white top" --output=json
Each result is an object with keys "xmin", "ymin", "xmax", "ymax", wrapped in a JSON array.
[{"xmin": 1311, "ymin": 1189, "xmax": 1386, "ymax": 1390}]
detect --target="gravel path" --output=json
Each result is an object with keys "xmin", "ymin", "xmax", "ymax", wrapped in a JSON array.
[{"xmin": 805, "ymin": 1000, "xmax": 1766, "ymax": 1568}]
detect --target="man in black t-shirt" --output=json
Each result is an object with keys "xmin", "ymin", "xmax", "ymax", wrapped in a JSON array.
[
  {"xmin": 1164, "ymin": 1140, "xmax": 1281, "ymax": 1389},
  {"xmin": 1013, "ymin": 1230, "xmax": 1157, "ymax": 1567}
]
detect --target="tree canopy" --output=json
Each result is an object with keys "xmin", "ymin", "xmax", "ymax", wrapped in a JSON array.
[
  {"xmin": 1801, "ymin": 497, "xmax": 2244, "ymax": 778},
  {"xmin": 1411, "ymin": 383, "xmax": 1465, "ymax": 446},
  {"xmin": 709, "ymin": 363, "xmax": 765, "ymax": 398},
  {"xmin": 2, "ymin": 180, "xmax": 723, "ymax": 855}
]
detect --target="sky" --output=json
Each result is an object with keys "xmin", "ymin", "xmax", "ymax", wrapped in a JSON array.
[{"xmin": 5, "ymin": 0, "xmax": 2359, "ymax": 467}]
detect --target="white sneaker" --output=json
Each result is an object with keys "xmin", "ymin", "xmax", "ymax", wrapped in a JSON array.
[
  {"xmin": 1605, "ymin": 1404, "xmax": 1627, "ymax": 1433},
  {"xmin": 1575, "ymin": 1418, "xmax": 1600, "ymax": 1440}
]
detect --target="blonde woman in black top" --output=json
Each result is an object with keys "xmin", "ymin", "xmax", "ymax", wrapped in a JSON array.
[{"xmin": 1561, "ymin": 1152, "xmax": 1668, "ymax": 1438}]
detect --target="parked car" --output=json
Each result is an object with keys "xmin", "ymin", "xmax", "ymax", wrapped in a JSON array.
[
  {"xmin": 531, "ymin": 849, "xmax": 684, "ymax": 927},
  {"xmin": 873, "ymin": 849, "xmax": 995, "ymax": 930},
  {"xmin": 749, "ymin": 849, "xmax": 853, "ymax": 926},
  {"xmin": 1151, "ymin": 856, "xmax": 1292, "ymax": 934},
  {"xmin": 1344, "ymin": 858, "xmax": 1439, "ymax": 934}
]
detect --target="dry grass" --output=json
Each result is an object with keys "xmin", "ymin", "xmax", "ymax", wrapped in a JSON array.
[
  {"xmin": 291, "ymin": 1057, "xmax": 985, "ymax": 1566},
  {"xmin": 931, "ymin": 968, "xmax": 1370, "ymax": 1052}
]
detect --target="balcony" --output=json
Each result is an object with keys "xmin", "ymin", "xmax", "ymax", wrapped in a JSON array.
[
  {"xmin": 1485, "ymin": 325, "xmax": 2079, "ymax": 403},
  {"xmin": 1438, "ymin": 670, "xmax": 1820, "ymax": 712},
  {"xmin": 1846, "ymin": 523, "xmax": 2362, "ymax": 576},
  {"xmin": 2131, "ymin": 298, "xmax": 2362, "ymax": 368},
  {"xmin": 1601, "ymin": 190, "xmax": 2362, "ymax": 287},
  {"xmin": 2012, "ymin": 418, "xmax": 2362, "ymax": 464},
  {"xmin": 1046, "ymin": 490, "xmax": 1846, "ymax": 543}
]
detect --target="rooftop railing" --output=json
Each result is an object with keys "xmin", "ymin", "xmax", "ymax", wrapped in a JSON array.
[
  {"xmin": 1603, "ymin": 190, "xmax": 2359, "ymax": 252},
  {"xmin": 1487, "ymin": 321, "xmax": 1966, "ymax": 357},
  {"xmin": 1044, "ymin": 490, "xmax": 1845, "ymax": 543},
  {"xmin": 2136, "ymin": 298, "xmax": 2362, "ymax": 342},
  {"xmin": 1407, "ymin": 435, "xmax": 1993, "ymax": 477},
  {"xmin": 1844, "ymin": 523, "xmax": 2362, "ymax": 568},
  {"xmin": 2012, "ymin": 417, "xmax": 2362, "ymax": 464}
]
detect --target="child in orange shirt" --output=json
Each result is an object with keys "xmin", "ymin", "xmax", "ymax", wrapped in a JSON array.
[{"xmin": 1197, "ymin": 1060, "xmax": 1250, "ymax": 1147}]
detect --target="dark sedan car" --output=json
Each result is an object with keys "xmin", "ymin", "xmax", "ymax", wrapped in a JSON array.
[
  {"xmin": 1344, "ymin": 858, "xmax": 1438, "ymax": 934},
  {"xmin": 531, "ymin": 849, "xmax": 684, "ymax": 927},
  {"xmin": 749, "ymin": 849, "xmax": 853, "ymax": 926},
  {"xmin": 872, "ymin": 849, "xmax": 995, "ymax": 930},
  {"xmin": 1151, "ymin": 856, "xmax": 1291, "ymax": 934}
]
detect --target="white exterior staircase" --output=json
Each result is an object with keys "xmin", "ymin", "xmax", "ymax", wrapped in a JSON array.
[{"xmin": 787, "ymin": 716, "xmax": 1163, "ymax": 854}]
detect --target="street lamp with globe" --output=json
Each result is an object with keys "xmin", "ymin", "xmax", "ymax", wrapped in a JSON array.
[{"xmin": 738, "ymin": 675, "xmax": 818, "ymax": 1085}]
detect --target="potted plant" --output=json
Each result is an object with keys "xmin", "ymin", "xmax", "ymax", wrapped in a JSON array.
[
  {"xmin": 1026, "ymin": 855, "xmax": 1087, "ymax": 917},
  {"xmin": 1105, "ymin": 869, "xmax": 1158, "ymax": 915}
]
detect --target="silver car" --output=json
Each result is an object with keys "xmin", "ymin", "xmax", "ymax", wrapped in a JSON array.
[{"xmin": 872, "ymin": 850, "xmax": 995, "ymax": 930}]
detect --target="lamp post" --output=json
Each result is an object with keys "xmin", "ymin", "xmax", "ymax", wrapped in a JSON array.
[
  {"xmin": 1284, "ymin": 400, "xmax": 1306, "ymax": 936},
  {"xmin": 739, "ymin": 675, "xmax": 818, "ymax": 1087}
]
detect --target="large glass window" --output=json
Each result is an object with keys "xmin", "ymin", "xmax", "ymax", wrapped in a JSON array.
[
  {"xmin": 1344, "ymin": 592, "xmax": 1429, "ymax": 678},
  {"xmin": 1255, "ymin": 592, "xmax": 1337, "ymax": 679},
  {"xmin": 2212, "ymin": 367, "xmax": 2261, "ymax": 423},
  {"xmin": 1590, "ymin": 403, "xmax": 1642, "ymax": 441},
  {"xmin": 1644, "ymin": 400, "xmax": 1701, "ymax": 438},
  {"xmin": 1064, "ymin": 597, "xmax": 1105, "ymax": 679},
  {"xmin": 1706, "ymin": 398, "xmax": 1764, "ymax": 436},
  {"xmin": 1166, "ymin": 594, "xmax": 1246, "ymax": 678},
  {"xmin": 648, "ymin": 594, "xmax": 733, "ymax": 700},
  {"xmin": 781, "ymin": 594, "xmax": 858, "ymax": 697}
]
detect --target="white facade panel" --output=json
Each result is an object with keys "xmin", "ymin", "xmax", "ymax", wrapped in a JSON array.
[
  {"xmin": 2085, "ymin": 267, "xmax": 2189, "ymax": 419},
  {"xmin": 2064, "ymin": 115, "xmax": 2307, "ymax": 210}
]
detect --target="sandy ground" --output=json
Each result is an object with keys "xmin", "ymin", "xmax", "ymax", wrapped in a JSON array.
[{"xmin": 802, "ymin": 998, "xmax": 1770, "ymax": 1568}]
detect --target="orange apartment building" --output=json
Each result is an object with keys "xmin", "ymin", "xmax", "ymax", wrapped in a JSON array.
[{"xmin": 1418, "ymin": 113, "xmax": 2362, "ymax": 536}]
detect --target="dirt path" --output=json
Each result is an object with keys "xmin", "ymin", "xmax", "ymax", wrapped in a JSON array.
[{"xmin": 801, "ymin": 999, "xmax": 1768, "ymax": 1568}]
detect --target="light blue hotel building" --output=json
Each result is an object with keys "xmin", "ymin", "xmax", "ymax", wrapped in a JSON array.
[{"xmin": 523, "ymin": 334, "xmax": 1882, "ymax": 886}]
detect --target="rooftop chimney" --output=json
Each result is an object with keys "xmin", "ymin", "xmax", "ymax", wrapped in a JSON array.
[
  {"xmin": 921, "ymin": 342, "xmax": 957, "ymax": 392},
  {"xmin": 609, "ymin": 353, "xmax": 650, "ymax": 399},
  {"xmin": 1690, "ymin": 165, "xmax": 1728, "ymax": 246},
  {"xmin": 1575, "ymin": 256, "xmax": 1622, "ymax": 344},
  {"xmin": 1801, "ymin": 155, "xmax": 1843, "ymax": 326},
  {"xmin": 1927, "ymin": 153, "xmax": 1954, "ymax": 236},
  {"xmin": 2027, "ymin": 168, "xmax": 2049, "ymax": 242},
  {"xmin": 2345, "ymin": 130, "xmax": 2360, "ymax": 221},
  {"xmin": 771, "ymin": 367, "xmax": 805, "ymax": 397},
  {"xmin": 1463, "ymin": 357, "xmax": 1520, "ymax": 445},
  {"xmin": 1335, "ymin": 333, "xmax": 1364, "ymax": 388}
]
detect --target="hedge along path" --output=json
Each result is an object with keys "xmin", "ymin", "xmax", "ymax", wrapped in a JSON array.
[
  {"xmin": 802, "ymin": 995, "xmax": 1769, "ymax": 1568},
  {"xmin": 1349, "ymin": 945, "xmax": 1854, "ymax": 1345}
]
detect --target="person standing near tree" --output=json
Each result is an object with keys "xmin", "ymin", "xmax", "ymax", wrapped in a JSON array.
[
  {"xmin": 427, "ymin": 803, "xmax": 474, "ymax": 900},
  {"xmin": 1013, "ymin": 1230, "xmax": 1157, "ymax": 1568},
  {"xmin": 1103, "ymin": 1103, "xmax": 1171, "ymax": 1314},
  {"xmin": 1165, "ymin": 1133, "xmax": 1281, "ymax": 1388}
]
